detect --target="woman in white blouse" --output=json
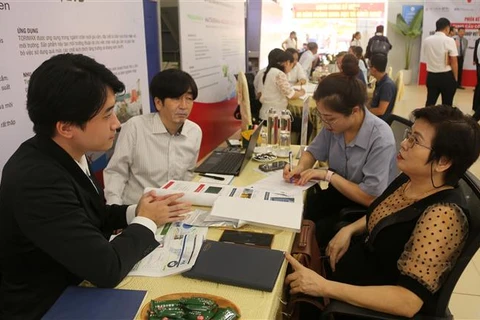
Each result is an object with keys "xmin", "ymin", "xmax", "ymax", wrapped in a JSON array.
[
  {"xmin": 285, "ymin": 48, "xmax": 308, "ymax": 86},
  {"xmin": 350, "ymin": 31, "xmax": 362, "ymax": 48},
  {"xmin": 259, "ymin": 49, "xmax": 305, "ymax": 120}
]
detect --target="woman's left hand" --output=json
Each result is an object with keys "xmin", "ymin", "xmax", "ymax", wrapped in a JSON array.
[
  {"xmin": 285, "ymin": 253, "xmax": 328, "ymax": 297},
  {"xmin": 296, "ymin": 168, "xmax": 327, "ymax": 186}
]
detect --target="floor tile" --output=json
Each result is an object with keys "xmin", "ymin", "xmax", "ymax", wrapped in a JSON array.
[
  {"xmin": 449, "ymin": 293, "xmax": 480, "ymax": 319},
  {"xmin": 453, "ymin": 260, "xmax": 480, "ymax": 295}
]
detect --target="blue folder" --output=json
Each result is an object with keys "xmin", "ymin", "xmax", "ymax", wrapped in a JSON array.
[{"xmin": 42, "ymin": 286, "xmax": 147, "ymax": 320}]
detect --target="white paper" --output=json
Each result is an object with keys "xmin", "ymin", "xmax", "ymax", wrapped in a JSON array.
[
  {"xmin": 250, "ymin": 171, "xmax": 317, "ymax": 195},
  {"xmin": 127, "ymin": 222, "xmax": 208, "ymax": 277},
  {"xmin": 146, "ymin": 180, "xmax": 295, "ymax": 207},
  {"xmin": 182, "ymin": 209, "xmax": 243, "ymax": 228},
  {"xmin": 210, "ymin": 197, "xmax": 303, "ymax": 232}
]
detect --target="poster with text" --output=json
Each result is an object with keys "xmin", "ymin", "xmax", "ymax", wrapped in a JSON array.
[
  {"xmin": 420, "ymin": 2, "xmax": 480, "ymax": 86},
  {"xmin": 178, "ymin": 0, "xmax": 245, "ymax": 103},
  {"xmin": 0, "ymin": 0, "xmax": 150, "ymax": 178}
]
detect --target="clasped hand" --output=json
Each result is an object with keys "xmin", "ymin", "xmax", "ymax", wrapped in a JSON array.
[
  {"xmin": 136, "ymin": 191, "xmax": 191, "ymax": 226},
  {"xmin": 283, "ymin": 165, "xmax": 327, "ymax": 185}
]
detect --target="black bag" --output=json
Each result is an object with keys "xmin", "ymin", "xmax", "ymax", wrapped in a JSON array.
[
  {"xmin": 370, "ymin": 39, "xmax": 390, "ymax": 56},
  {"xmin": 283, "ymin": 220, "xmax": 329, "ymax": 319}
]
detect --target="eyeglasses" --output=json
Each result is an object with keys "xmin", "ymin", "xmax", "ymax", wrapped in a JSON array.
[
  {"xmin": 313, "ymin": 108, "xmax": 339, "ymax": 126},
  {"xmin": 403, "ymin": 128, "xmax": 434, "ymax": 151}
]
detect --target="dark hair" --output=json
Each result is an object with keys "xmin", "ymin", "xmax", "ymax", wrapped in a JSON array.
[
  {"xmin": 376, "ymin": 25, "xmax": 384, "ymax": 33},
  {"xmin": 341, "ymin": 54, "xmax": 360, "ymax": 76},
  {"xmin": 263, "ymin": 49, "xmax": 293, "ymax": 84},
  {"xmin": 313, "ymin": 68, "xmax": 366, "ymax": 116},
  {"xmin": 351, "ymin": 31, "xmax": 360, "ymax": 41},
  {"xmin": 370, "ymin": 53, "xmax": 387, "ymax": 72},
  {"xmin": 285, "ymin": 48, "xmax": 299, "ymax": 59},
  {"xmin": 436, "ymin": 18, "xmax": 451, "ymax": 31},
  {"xmin": 307, "ymin": 42, "xmax": 318, "ymax": 51},
  {"xmin": 27, "ymin": 53, "xmax": 125, "ymax": 137},
  {"xmin": 290, "ymin": 31, "xmax": 296, "ymax": 36},
  {"xmin": 149, "ymin": 69, "xmax": 198, "ymax": 103},
  {"xmin": 336, "ymin": 51, "xmax": 347, "ymax": 60},
  {"xmin": 412, "ymin": 105, "xmax": 480, "ymax": 186},
  {"xmin": 458, "ymin": 27, "xmax": 465, "ymax": 32}
]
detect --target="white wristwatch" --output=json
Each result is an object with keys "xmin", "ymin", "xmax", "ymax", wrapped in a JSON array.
[{"xmin": 325, "ymin": 170, "xmax": 335, "ymax": 183}]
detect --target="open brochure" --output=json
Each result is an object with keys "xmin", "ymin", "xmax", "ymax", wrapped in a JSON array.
[
  {"xmin": 146, "ymin": 180, "xmax": 303, "ymax": 232},
  {"xmin": 126, "ymin": 222, "xmax": 208, "ymax": 277}
]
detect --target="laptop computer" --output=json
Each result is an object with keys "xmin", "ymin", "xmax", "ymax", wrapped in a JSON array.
[
  {"xmin": 194, "ymin": 121, "xmax": 264, "ymax": 176},
  {"xmin": 183, "ymin": 240, "xmax": 284, "ymax": 292}
]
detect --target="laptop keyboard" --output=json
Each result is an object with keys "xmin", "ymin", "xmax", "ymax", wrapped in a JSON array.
[{"xmin": 198, "ymin": 152, "xmax": 244, "ymax": 174}]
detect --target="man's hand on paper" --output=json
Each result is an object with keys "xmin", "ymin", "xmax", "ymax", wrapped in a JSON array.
[{"xmin": 136, "ymin": 191, "xmax": 191, "ymax": 226}]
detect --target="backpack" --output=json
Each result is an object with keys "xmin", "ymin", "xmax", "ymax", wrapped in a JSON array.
[{"xmin": 370, "ymin": 39, "xmax": 390, "ymax": 55}]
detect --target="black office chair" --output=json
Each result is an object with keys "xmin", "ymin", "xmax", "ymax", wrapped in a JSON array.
[
  {"xmin": 322, "ymin": 171, "xmax": 480, "ymax": 320},
  {"xmin": 335, "ymin": 114, "xmax": 414, "ymax": 228}
]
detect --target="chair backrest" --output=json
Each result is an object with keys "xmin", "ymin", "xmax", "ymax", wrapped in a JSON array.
[
  {"xmin": 430, "ymin": 171, "xmax": 480, "ymax": 317},
  {"xmin": 236, "ymin": 71, "xmax": 252, "ymax": 131},
  {"xmin": 394, "ymin": 70, "xmax": 404, "ymax": 104},
  {"xmin": 387, "ymin": 66, "xmax": 393, "ymax": 79},
  {"xmin": 385, "ymin": 114, "xmax": 412, "ymax": 153}
]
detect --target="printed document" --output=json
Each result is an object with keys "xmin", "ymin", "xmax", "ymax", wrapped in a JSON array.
[{"xmin": 126, "ymin": 222, "xmax": 208, "ymax": 277}]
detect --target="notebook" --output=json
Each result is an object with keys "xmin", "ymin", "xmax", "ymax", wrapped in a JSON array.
[
  {"xmin": 42, "ymin": 286, "xmax": 147, "ymax": 320},
  {"xmin": 194, "ymin": 121, "xmax": 264, "ymax": 176},
  {"xmin": 183, "ymin": 240, "xmax": 284, "ymax": 292}
]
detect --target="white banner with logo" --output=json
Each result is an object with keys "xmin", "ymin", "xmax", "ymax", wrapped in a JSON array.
[
  {"xmin": 178, "ymin": 0, "xmax": 245, "ymax": 103},
  {"xmin": 0, "ymin": 0, "xmax": 150, "ymax": 178},
  {"xmin": 420, "ymin": 2, "xmax": 480, "ymax": 86}
]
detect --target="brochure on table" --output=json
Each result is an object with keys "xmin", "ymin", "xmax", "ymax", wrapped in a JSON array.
[
  {"xmin": 146, "ymin": 179, "xmax": 304, "ymax": 231},
  {"xmin": 111, "ymin": 222, "xmax": 207, "ymax": 278}
]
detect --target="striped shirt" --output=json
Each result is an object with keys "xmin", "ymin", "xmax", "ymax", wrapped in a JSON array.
[{"xmin": 104, "ymin": 113, "xmax": 202, "ymax": 205}]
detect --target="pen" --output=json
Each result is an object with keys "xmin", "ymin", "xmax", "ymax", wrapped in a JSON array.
[
  {"xmin": 288, "ymin": 151, "xmax": 294, "ymax": 171},
  {"xmin": 199, "ymin": 173, "xmax": 225, "ymax": 181}
]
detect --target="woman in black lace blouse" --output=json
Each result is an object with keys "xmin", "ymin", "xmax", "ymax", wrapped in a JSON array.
[{"xmin": 285, "ymin": 105, "xmax": 480, "ymax": 317}]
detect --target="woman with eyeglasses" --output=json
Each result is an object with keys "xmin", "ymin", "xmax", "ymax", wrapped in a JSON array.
[
  {"xmin": 285, "ymin": 105, "xmax": 480, "ymax": 318},
  {"xmin": 283, "ymin": 59, "xmax": 397, "ymax": 246}
]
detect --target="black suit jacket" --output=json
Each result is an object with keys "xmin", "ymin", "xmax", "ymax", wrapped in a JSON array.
[
  {"xmin": 0, "ymin": 136, "xmax": 159, "ymax": 319},
  {"xmin": 474, "ymin": 38, "xmax": 480, "ymax": 65}
]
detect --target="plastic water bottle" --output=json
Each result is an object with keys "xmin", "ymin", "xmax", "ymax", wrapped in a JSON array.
[
  {"xmin": 278, "ymin": 110, "xmax": 292, "ymax": 157},
  {"xmin": 267, "ymin": 108, "xmax": 279, "ymax": 148}
]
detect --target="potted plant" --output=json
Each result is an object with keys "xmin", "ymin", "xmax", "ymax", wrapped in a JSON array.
[{"xmin": 390, "ymin": 8, "xmax": 424, "ymax": 85}]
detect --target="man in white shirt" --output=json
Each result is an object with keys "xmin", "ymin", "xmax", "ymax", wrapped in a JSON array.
[
  {"xmin": 298, "ymin": 42, "xmax": 318, "ymax": 77},
  {"xmin": 104, "ymin": 69, "xmax": 202, "ymax": 205},
  {"xmin": 423, "ymin": 17, "xmax": 458, "ymax": 107}
]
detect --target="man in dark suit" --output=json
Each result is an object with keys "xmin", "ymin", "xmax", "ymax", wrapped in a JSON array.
[
  {"xmin": 473, "ymin": 28, "xmax": 480, "ymax": 120},
  {"xmin": 0, "ymin": 54, "xmax": 191, "ymax": 319}
]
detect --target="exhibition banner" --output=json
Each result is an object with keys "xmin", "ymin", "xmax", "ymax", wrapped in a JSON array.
[
  {"xmin": 420, "ymin": 2, "xmax": 480, "ymax": 86},
  {"xmin": 178, "ymin": 0, "xmax": 245, "ymax": 103},
  {"xmin": 0, "ymin": 0, "xmax": 150, "ymax": 179}
]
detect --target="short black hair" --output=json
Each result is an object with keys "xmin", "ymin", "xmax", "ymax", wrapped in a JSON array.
[
  {"xmin": 376, "ymin": 25, "xmax": 384, "ymax": 33},
  {"xmin": 370, "ymin": 54, "xmax": 388, "ymax": 72},
  {"xmin": 307, "ymin": 42, "xmax": 318, "ymax": 50},
  {"xmin": 436, "ymin": 18, "xmax": 451, "ymax": 31},
  {"xmin": 149, "ymin": 69, "xmax": 198, "ymax": 102},
  {"xmin": 27, "ymin": 54, "xmax": 125, "ymax": 137},
  {"xmin": 412, "ymin": 105, "xmax": 480, "ymax": 186},
  {"xmin": 458, "ymin": 27, "xmax": 465, "ymax": 32}
]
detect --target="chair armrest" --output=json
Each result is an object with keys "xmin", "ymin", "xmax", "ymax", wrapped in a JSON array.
[
  {"xmin": 321, "ymin": 300, "xmax": 410, "ymax": 320},
  {"xmin": 338, "ymin": 205, "xmax": 367, "ymax": 222}
]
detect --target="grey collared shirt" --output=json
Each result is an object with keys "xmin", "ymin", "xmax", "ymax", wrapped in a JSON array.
[{"xmin": 306, "ymin": 109, "xmax": 396, "ymax": 197}]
